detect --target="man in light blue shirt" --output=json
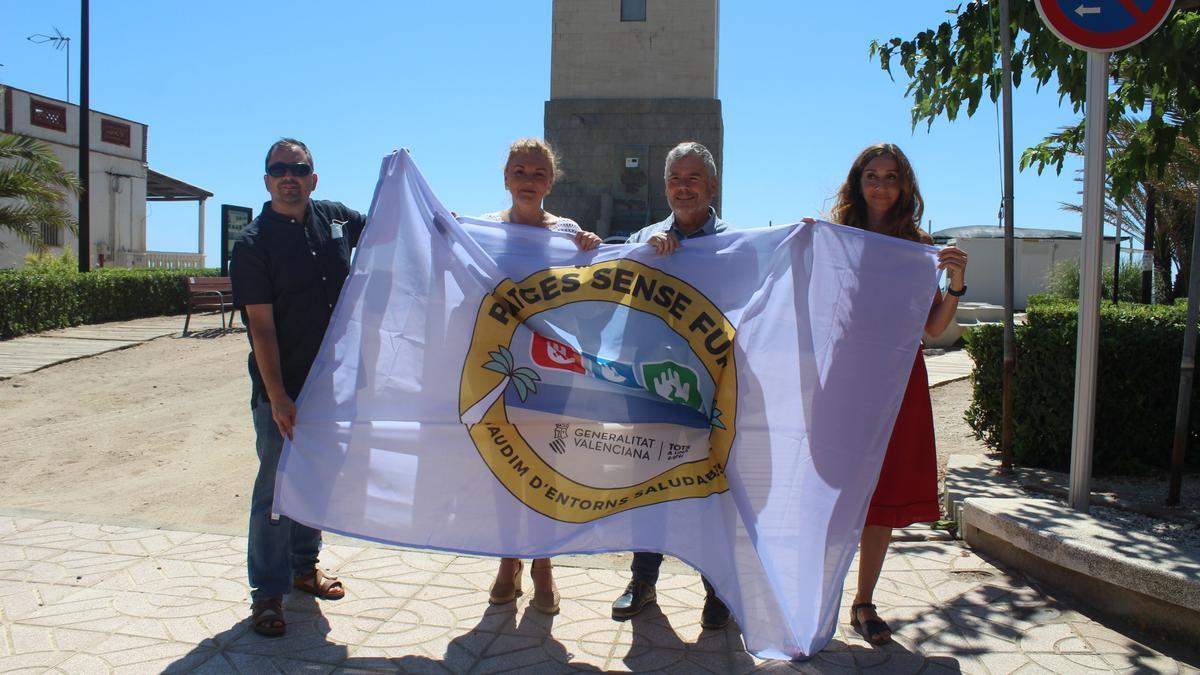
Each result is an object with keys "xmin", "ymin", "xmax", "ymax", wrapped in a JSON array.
[
  {"xmin": 613, "ymin": 141, "xmax": 732, "ymax": 630},
  {"xmin": 625, "ymin": 141, "xmax": 728, "ymax": 253}
]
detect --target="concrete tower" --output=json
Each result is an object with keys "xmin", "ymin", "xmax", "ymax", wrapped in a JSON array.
[{"xmin": 543, "ymin": 0, "xmax": 722, "ymax": 238}]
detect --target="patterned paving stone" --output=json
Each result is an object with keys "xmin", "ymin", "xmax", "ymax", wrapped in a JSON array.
[
  {"xmin": 224, "ymin": 612, "xmax": 354, "ymax": 664},
  {"xmin": 54, "ymin": 633, "xmax": 201, "ymax": 672},
  {"xmin": 336, "ymin": 550, "xmax": 442, "ymax": 586},
  {"xmin": 91, "ymin": 557, "xmax": 245, "ymax": 602},
  {"xmin": 472, "ymin": 631, "xmax": 583, "ymax": 673},
  {"xmin": 196, "ymin": 652, "xmax": 336, "ymax": 674},
  {"xmin": 0, "ymin": 543, "xmax": 141, "ymax": 588},
  {"xmin": 971, "ymin": 650, "xmax": 1037, "ymax": 675},
  {"xmin": 0, "ymin": 515, "xmax": 1194, "ymax": 673},
  {"xmin": 0, "ymin": 651, "xmax": 73, "ymax": 672},
  {"xmin": 1026, "ymin": 651, "xmax": 1115, "ymax": 672},
  {"xmin": 156, "ymin": 534, "xmax": 247, "ymax": 567},
  {"xmin": 612, "ymin": 643, "xmax": 691, "ymax": 672}
]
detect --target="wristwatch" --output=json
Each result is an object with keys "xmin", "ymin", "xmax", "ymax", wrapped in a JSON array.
[{"xmin": 947, "ymin": 285, "xmax": 967, "ymax": 297}]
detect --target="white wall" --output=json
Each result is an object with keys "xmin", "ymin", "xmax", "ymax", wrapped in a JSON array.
[
  {"xmin": 955, "ymin": 237, "xmax": 1117, "ymax": 309},
  {"xmin": 551, "ymin": 0, "xmax": 718, "ymax": 99},
  {"xmin": 0, "ymin": 86, "xmax": 147, "ymax": 269}
]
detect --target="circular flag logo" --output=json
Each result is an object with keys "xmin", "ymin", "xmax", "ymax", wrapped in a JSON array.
[{"xmin": 458, "ymin": 259, "xmax": 737, "ymax": 523}]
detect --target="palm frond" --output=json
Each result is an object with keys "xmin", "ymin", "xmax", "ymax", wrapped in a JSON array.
[
  {"xmin": 709, "ymin": 405, "xmax": 726, "ymax": 430},
  {"xmin": 512, "ymin": 375, "xmax": 530, "ymax": 402},
  {"xmin": 512, "ymin": 371, "xmax": 539, "ymax": 397},
  {"xmin": 512, "ymin": 366, "xmax": 540, "ymax": 382},
  {"xmin": 0, "ymin": 133, "xmax": 81, "ymax": 246},
  {"xmin": 482, "ymin": 361, "xmax": 510, "ymax": 376}
]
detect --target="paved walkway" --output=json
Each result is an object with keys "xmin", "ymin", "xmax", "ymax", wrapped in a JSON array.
[
  {"xmin": 0, "ymin": 313, "xmax": 232, "ymax": 379},
  {"xmin": 1, "ymin": 512, "xmax": 1192, "ymax": 673},
  {"xmin": 925, "ymin": 350, "xmax": 973, "ymax": 388}
]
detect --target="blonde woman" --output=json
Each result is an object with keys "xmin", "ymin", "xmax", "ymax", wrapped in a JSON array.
[{"xmin": 480, "ymin": 138, "xmax": 600, "ymax": 614}]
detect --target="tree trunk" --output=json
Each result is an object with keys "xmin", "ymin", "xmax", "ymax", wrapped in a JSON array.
[
  {"xmin": 1143, "ymin": 184, "xmax": 1157, "ymax": 304},
  {"xmin": 1155, "ymin": 256, "xmax": 1175, "ymax": 303},
  {"xmin": 461, "ymin": 378, "xmax": 509, "ymax": 426}
]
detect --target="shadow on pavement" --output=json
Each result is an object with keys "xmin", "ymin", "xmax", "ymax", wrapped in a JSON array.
[
  {"xmin": 163, "ymin": 594, "xmax": 346, "ymax": 672},
  {"xmin": 178, "ymin": 326, "xmax": 246, "ymax": 340}
]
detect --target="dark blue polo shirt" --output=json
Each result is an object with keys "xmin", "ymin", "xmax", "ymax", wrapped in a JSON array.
[{"xmin": 231, "ymin": 199, "xmax": 367, "ymax": 402}]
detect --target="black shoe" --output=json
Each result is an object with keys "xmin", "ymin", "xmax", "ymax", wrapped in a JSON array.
[
  {"xmin": 701, "ymin": 594, "xmax": 730, "ymax": 630},
  {"xmin": 611, "ymin": 580, "xmax": 657, "ymax": 620}
]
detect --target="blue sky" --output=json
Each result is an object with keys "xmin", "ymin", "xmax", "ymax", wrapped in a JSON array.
[{"xmin": 2, "ymin": 2, "xmax": 1089, "ymax": 261}]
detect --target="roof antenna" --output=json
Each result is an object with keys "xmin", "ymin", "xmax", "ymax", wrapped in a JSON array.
[{"xmin": 27, "ymin": 27, "xmax": 71, "ymax": 102}]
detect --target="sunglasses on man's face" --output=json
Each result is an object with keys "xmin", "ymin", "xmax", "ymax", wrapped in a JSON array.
[{"xmin": 266, "ymin": 162, "xmax": 313, "ymax": 178}]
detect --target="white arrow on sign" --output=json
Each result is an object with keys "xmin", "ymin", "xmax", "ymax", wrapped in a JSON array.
[{"xmin": 1075, "ymin": 4, "xmax": 1102, "ymax": 15}]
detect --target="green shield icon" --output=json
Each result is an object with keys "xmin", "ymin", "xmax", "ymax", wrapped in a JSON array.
[{"xmin": 641, "ymin": 361, "xmax": 703, "ymax": 410}]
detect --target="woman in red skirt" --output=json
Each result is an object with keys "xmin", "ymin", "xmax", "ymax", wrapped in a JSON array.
[{"xmin": 827, "ymin": 143, "xmax": 969, "ymax": 645}]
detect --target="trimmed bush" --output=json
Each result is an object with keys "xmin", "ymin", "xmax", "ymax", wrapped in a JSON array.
[
  {"xmin": 0, "ymin": 267, "xmax": 221, "ymax": 340},
  {"xmin": 1044, "ymin": 257, "xmax": 1143, "ymax": 303},
  {"xmin": 964, "ymin": 298, "xmax": 1200, "ymax": 475}
]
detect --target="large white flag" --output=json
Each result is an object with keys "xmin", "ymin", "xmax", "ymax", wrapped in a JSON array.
[{"xmin": 276, "ymin": 150, "xmax": 938, "ymax": 659}]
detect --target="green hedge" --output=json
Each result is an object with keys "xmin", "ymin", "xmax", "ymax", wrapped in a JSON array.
[
  {"xmin": 964, "ymin": 298, "xmax": 1200, "ymax": 475},
  {"xmin": 0, "ymin": 267, "xmax": 221, "ymax": 340}
]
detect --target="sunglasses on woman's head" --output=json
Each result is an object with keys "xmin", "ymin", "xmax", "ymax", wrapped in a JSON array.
[{"xmin": 266, "ymin": 162, "xmax": 313, "ymax": 178}]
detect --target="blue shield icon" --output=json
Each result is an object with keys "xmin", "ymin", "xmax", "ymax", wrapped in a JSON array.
[{"xmin": 589, "ymin": 358, "xmax": 642, "ymax": 390}]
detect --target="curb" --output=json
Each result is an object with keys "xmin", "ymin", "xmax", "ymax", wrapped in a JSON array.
[{"xmin": 945, "ymin": 454, "xmax": 1200, "ymax": 646}]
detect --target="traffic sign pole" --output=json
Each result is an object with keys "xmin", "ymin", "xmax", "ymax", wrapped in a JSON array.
[
  {"xmin": 1035, "ymin": 0, "xmax": 1175, "ymax": 514},
  {"xmin": 1068, "ymin": 51, "xmax": 1109, "ymax": 513}
]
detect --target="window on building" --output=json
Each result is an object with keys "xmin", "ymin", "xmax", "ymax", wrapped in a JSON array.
[
  {"xmin": 30, "ymin": 100, "xmax": 67, "ymax": 132},
  {"xmin": 101, "ymin": 119, "xmax": 131, "ymax": 147},
  {"xmin": 41, "ymin": 223, "xmax": 62, "ymax": 247},
  {"xmin": 621, "ymin": 0, "xmax": 646, "ymax": 22}
]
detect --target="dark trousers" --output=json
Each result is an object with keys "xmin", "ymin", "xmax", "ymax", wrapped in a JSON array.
[{"xmin": 631, "ymin": 552, "xmax": 716, "ymax": 596}]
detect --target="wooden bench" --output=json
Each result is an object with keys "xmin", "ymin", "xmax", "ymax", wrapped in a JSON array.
[{"xmin": 183, "ymin": 276, "xmax": 236, "ymax": 335}]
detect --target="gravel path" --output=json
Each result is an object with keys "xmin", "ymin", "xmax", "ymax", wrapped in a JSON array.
[
  {"xmin": 928, "ymin": 365, "xmax": 1200, "ymax": 547},
  {"xmin": 929, "ymin": 377, "xmax": 992, "ymax": 475}
]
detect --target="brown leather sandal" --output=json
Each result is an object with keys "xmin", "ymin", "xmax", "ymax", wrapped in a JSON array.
[
  {"xmin": 293, "ymin": 567, "xmax": 345, "ymax": 600},
  {"xmin": 251, "ymin": 596, "xmax": 285, "ymax": 637}
]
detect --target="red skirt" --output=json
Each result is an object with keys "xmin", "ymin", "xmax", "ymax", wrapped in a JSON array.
[{"xmin": 865, "ymin": 350, "xmax": 940, "ymax": 528}]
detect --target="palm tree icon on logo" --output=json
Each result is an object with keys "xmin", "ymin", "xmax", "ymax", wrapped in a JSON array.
[{"xmin": 460, "ymin": 346, "xmax": 541, "ymax": 425}]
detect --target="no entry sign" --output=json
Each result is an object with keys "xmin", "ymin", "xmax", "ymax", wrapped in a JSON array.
[{"xmin": 1036, "ymin": 0, "xmax": 1174, "ymax": 51}]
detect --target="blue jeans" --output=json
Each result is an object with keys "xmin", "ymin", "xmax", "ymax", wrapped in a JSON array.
[
  {"xmin": 632, "ymin": 552, "xmax": 716, "ymax": 596},
  {"xmin": 247, "ymin": 394, "xmax": 321, "ymax": 599}
]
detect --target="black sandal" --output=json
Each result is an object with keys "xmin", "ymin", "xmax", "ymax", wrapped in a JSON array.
[{"xmin": 850, "ymin": 602, "xmax": 892, "ymax": 645}]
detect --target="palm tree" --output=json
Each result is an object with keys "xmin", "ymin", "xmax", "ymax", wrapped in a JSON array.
[
  {"xmin": 461, "ymin": 345, "xmax": 541, "ymax": 425},
  {"xmin": 0, "ymin": 133, "xmax": 81, "ymax": 251},
  {"xmin": 1059, "ymin": 116, "xmax": 1199, "ymax": 302}
]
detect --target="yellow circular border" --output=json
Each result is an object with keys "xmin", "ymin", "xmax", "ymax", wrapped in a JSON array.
[{"xmin": 458, "ymin": 259, "xmax": 737, "ymax": 523}]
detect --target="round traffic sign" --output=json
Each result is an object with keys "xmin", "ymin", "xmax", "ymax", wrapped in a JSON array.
[{"xmin": 1036, "ymin": 0, "xmax": 1174, "ymax": 52}]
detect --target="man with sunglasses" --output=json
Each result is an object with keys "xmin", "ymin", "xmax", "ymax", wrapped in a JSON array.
[{"xmin": 231, "ymin": 138, "xmax": 367, "ymax": 637}]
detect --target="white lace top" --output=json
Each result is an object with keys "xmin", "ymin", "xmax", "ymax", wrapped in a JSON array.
[{"xmin": 479, "ymin": 211, "xmax": 581, "ymax": 235}]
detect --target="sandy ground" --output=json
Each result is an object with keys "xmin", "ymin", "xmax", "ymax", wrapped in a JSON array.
[
  {"xmin": 0, "ymin": 331, "xmax": 987, "ymax": 535},
  {"xmin": 0, "ymin": 330, "xmax": 256, "ymax": 535},
  {"xmin": 930, "ymin": 379, "xmax": 991, "ymax": 472}
]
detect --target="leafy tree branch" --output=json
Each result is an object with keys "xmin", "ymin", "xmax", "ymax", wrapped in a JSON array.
[{"xmin": 870, "ymin": 2, "xmax": 1199, "ymax": 201}]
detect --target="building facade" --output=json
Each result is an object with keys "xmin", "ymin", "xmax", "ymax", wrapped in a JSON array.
[
  {"xmin": 544, "ymin": 0, "xmax": 722, "ymax": 238},
  {"xmin": 932, "ymin": 226, "xmax": 1123, "ymax": 309},
  {"xmin": 0, "ymin": 84, "xmax": 209, "ymax": 269}
]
